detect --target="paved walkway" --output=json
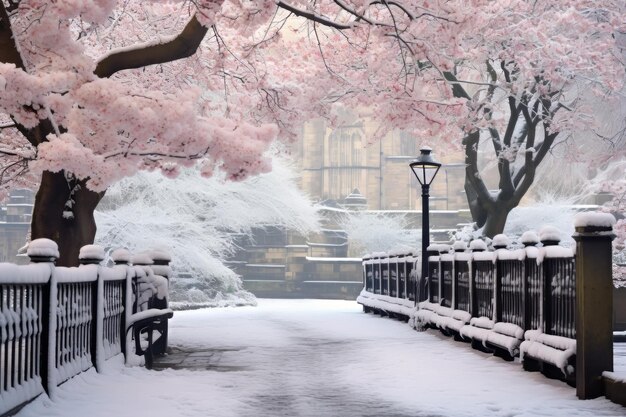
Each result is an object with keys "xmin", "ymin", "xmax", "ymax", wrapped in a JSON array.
[
  {"xmin": 16, "ymin": 300, "xmax": 626, "ymax": 417},
  {"xmin": 157, "ymin": 338, "xmax": 626, "ymax": 383},
  {"xmin": 154, "ymin": 346, "xmax": 249, "ymax": 372},
  {"xmin": 153, "ymin": 300, "xmax": 625, "ymax": 416}
]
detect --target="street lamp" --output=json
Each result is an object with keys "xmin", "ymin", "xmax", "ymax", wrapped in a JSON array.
[{"xmin": 409, "ymin": 147, "xmax": 441, "ymax": 302}]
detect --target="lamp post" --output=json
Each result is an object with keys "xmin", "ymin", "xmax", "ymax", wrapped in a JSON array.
[{"xmin": 409, "ymin": 147, "xmax": 441, "ymax": 302}]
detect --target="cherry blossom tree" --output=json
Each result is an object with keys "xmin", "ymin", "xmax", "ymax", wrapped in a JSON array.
[
  {"xmin": 0, "ymin": 0, "xmax": 624, "ymax": 267},
  {"xmin": 309, "ymin": 1, "xmax": 625, "ymax": 236},
  {"xmin": 0, "ymin": 0, "xmax": 336, "ymax": 265}
]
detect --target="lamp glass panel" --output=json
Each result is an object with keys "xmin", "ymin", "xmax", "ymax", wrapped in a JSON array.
[
  {"xmin": 423, "ymin": 166, "xmax": 439, "ymax": 185},
  {"xmin": 411, "ymin": 165, "xmax": 425, "ymax": 185}
]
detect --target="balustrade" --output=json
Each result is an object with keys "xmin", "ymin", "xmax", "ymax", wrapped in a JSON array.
[{"xmin": 0, "ymin": 241, "xmax": 171, "ymax": 417}]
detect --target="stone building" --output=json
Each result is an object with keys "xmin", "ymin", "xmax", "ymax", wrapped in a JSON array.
[{"xmin": 295, "ymin": 119, "xmax": 468, "ymax": 211}]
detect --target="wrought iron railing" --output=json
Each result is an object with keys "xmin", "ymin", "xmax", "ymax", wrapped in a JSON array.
[{"xmin": 0, "ymin": 241, "xmax": 171, "ymax": 417}]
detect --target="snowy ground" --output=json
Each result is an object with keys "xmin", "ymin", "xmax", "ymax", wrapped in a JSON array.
[{"xmin": 16, "ymin": 299, "xmax": 626, "ymax": 417}]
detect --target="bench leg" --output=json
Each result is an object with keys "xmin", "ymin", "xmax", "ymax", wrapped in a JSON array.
[
  {"xmin": 145, "ymin": 327, "xmax": 154, "ymax": 370},
  {"xmin": 152, "ymin": 321, "xmax": 168, "ymax": 356}
]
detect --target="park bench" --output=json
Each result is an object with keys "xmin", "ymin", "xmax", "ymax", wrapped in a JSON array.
[
  {"xmin": 127, "ymin": 308, "xmax": 174, "ymax": 369},
  {"xmin": 115, "ymin": 249, "xmax": 174, "ymax": 369}
]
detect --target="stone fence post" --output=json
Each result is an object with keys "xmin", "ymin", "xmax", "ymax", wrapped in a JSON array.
[
  {"xmin": 573, "ymin": 212, "xmax": 616, "ymax": 399},
  {"xmin": 27, "ymin": 238, "xmax": 59, "ymax": 396}
]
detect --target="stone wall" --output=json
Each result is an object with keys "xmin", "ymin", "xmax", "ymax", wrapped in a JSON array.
[{"xmin": 235, "ymin": 207, "xmax": 473, "ymax": 299}]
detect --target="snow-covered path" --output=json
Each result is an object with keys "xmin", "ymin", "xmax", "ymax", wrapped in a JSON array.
[{"xmin": 16, "ymin": 299, "xmax": 625, "ymax": 417}]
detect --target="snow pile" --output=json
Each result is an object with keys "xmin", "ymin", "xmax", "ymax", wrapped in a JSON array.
[
  {"xmin": 539, "ymin": 225, "xmax": 561, "ymax": 243},
  {"xmin": 520, "ymin": 230, "xmax": 539, "ymax": 245},
  {"xmin": 131, "ymin": 252, "xmax": 153, "ymax": 265},
  {"xmin": 427, "ymin": 243, "xmax": 450, "ymax": 253},
  {"xmin": 574, "ymin": 212, "xmax": 617, "ymax": 228},
  {"xmin": 110, "ymin": 249, "xmax": 131, "ymax": 263},
  {"xmin": 492, "ymin": 234, "xmax": 510, "ymax": 248},
  {"xmin": 78, "ymin": 244, "xmax": 105, "ymax": 261},
  {"xmin": 0, "ymin": 263, "xmax": 52, "ymax": 284},
  {"xmin": 469, "ymin": 239, "xmax": 488, "ymax": 251},
  {"xmin": 521, "ymin": 330, "xmax": 576, "ymax": 375},
  {"xmin": 473, "ymin": 251, "xmax": 496, "ymax": 262},
  {"xmin": 452, "ymin": 240, "xmax": 467, "ymax": 252},
  {"xmin": 150, "ymin": 249, "xmax": 172, "ymax": 263},
  {"xmin": 357, "ymin": 289, "xmax": 415, "ymax": 318},
  {"xmin": 460, "ymin": 316, "xmax": 493, "ymax": 337},
  {"xmin": 26, "ymin": 238, "xmax": 59, "ymax": 259},
  {"xmin": 413, "ymin": 301, "xmax": 471, "ymax": 333}
]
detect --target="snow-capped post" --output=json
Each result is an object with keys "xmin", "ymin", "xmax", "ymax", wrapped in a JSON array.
[
  {"xmin": 27, "ymin": 238, "xmax": 60, "ymax": 264},
  {"xmin": 149, "ymin": 249, "xmax": 172, "ymax": 355},
  {"xmin": 573, "ymin": 213, "xmax": 616, "ymax": 400},
  {"xmin": 26, "ymin": 239, "xmax": 59, "ymax": 396},
  {"xmin": 425, "ymin": 245, "xmax": 441, "ymax": 302},
  {"xmin": 538, "ymin": 226, "xmax": 562, "ymax": 340},
  {"xmin": 150, "ymin": 249, "xmax": 172, "ymax": 281},
  {"xmin": 111, "ymin": 249, "xmax": 132, "ymax": 361},
  {"xmin": 520, "ymin": 231, "xmax": 540, "ymax": 332},
  {"xmin": 492, "ymin": 234, "xmax": 510, "ymax": 323},
  {"xmin": 79, "ymin": 245, "xmax": 105, "ymax": 372},
  {"xmin": 452, "ymin": 241, "xmax": 470, "ymax": 312}
]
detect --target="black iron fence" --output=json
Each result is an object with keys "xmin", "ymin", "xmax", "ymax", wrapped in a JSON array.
[
  {"xmin": 0, "ymin": 240, "xmax": 171, "ymax": 416},
  {"xmin": 361, "ymin": 239, "xmax": 576, "ymax": 339},
  {"xmin": 362, "ymin": 252, "xmax": 418, "ymax": 303}
]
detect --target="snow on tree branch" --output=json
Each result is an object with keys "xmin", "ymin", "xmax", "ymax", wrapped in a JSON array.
[{"xmin": 95, "ymin": 154, "xmax": 319, "ymax": 306}]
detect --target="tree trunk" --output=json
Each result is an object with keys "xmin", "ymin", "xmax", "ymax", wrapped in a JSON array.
[
  {"xmin": 464, "ymin": 175, "xmax": 516, "ymax": 238},
  {"xmin": 481, "ymin": 203, "xmax": 513, "ymax": 238},
  {"xmin": 30, "ymin": 171, "xmax": 104, "ymax": 266},
  {"xmin": 465, "ymin": 181, "xmax": 489, "ymax": 228}
]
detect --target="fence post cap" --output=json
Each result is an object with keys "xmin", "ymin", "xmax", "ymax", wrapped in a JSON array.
[
  {"xmin": 427, "ymin": 243, "xmax": 450, "ymax": 254},
  {"xmin": 150, "ymin": 248, "xmax": 171, "ymax": 264},
  {"xmin": 469, "ymin": 239, "xmax": 488, "ymax": 252},
  {"xmin": 521, "ymin": 230, "xmax": 540, "ymax": 246},
  {"xmin": 573, "ymin": 212, "xmax": 616, "ymax": 235},
  {"xmin": 132, "ymin": 252, "xmax": 154, "ymax": 265},
  {"xmin": 539, "ymin": 225, "xmax": 561, "ymax": 246},
  {"xmin": 27, "ymin": 238, "xmax": 59, "ymax": 262},
  {"xmin": 492, "ymin": 234, "xmax": 510, "ymax": 249},
  {"xmin": 111, "ymin": 248, "xmax": 131, "ymax": 264},
  {"xmin": 452, "ymin": 240, "xmax": 467, "ymax": 252},
  {"xmin": 78, "ymin": 244, "xmax": 105, "ymax": 264}
]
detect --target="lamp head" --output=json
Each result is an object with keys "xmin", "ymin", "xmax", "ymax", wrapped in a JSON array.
[{"xmin": 409, "ymin": 147, "xmax": 441, "ymax": 186}]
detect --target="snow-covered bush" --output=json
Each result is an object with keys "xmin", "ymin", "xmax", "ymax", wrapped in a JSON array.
[
  {"xmin": 95, "ymin": 156, "xmax": 319, "ymax": 308},
  {"xmin": 503, "ymin": 202, "xmax": 578, "ymax": 247},
  {"xmin": 341, "ymin": 212, "xmax": 419, "ymax": 256}
]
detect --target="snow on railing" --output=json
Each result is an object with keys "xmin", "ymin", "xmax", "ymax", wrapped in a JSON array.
[
  {"xmin": 0, "ymin": 241, "xmax": 172, "ymax": 416},
  {"xmin": 358, "ymin": 225, "xmax": 579, "ymax": 381}
]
